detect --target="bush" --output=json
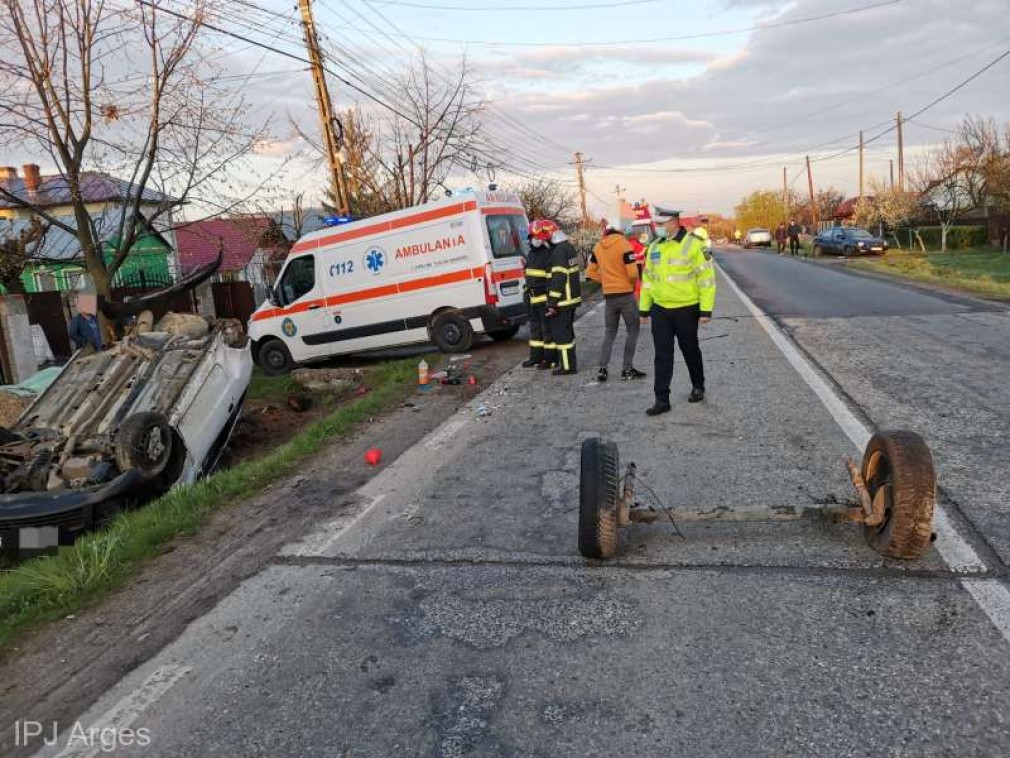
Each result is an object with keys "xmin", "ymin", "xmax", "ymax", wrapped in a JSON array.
[{"xmin": 905, "ymin": 226, "xmax": 987, "ymax": 250}]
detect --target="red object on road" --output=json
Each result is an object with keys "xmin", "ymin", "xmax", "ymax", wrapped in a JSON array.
[
  {"xmin": 467, "ymin": 375, "xmax": 477, "ymax": 386},
  {"xmin": 364, "ymin": 448, "xmax": 383, "ymax": 466}
]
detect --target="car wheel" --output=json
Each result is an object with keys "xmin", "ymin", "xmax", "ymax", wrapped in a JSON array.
[
  {"xmin": 431, "ymin": 310, "xmax": 475, "ymax": 353},
  {"xmin": 843, "ymin": 246, "xmax": 854, "ymax": 257},
  {"xmin": 578, "ymin": 437, "xmax": 620, "ymax": 559},
  {"xmin": 258, "ymin": 339, "xmax": 294, "ymax": 376},
  {"xmin": 116, "ymin": 412, "xmax": 173, "ymax": 477}
]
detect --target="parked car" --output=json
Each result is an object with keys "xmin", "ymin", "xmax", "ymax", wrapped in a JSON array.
[
  {"xmin": 812, "ymin": 227, "xmax": 888, "ymax": 256},
  {"xmin": 0, "ymin": 315, "xmax": 252, "ymax": 557},
  {"xmin": 742, "ymin": 228, "xmax": 772, "ymax": 248}
]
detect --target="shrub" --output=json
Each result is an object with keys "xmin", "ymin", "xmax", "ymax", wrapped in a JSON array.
[{"xmin": 905, "ymin": 226, "xmax": 987, "ymax": 250}]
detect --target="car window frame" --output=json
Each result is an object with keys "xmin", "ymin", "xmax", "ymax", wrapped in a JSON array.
[{"xmin": 278, "ymin": 254, "xmax": 316, "ymax": 307}]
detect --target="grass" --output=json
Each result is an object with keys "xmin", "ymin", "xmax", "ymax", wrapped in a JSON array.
[
  {"xmin": 847, "ymin": 247, "xmax": 1010, "ymax": 299},
  {"xmin": 0, "ymin": 357, "xmax": 418, "ymax": 653},
  {"xmin": 245, "ymin": 370, "xmax": 295, "ymax": 402}
]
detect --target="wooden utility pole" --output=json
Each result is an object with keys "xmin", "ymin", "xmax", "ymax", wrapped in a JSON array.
[
  {"xmin": 890, "ymin": 159, "xmax": 895, "ymax": 190},
  {"xmin": 299, "ymin": 0, "xmax": 350, "ymax": 215},
  {"xmin": 858, "ymin": 130, "xmax": 865, "ymax": 200},
  {"xmin": 896, "ymin": 111, "xmax": 905, "ymax": 192},
  {"xmin": 783, "ymin": 166, "xmax": 789, "ymax": 219},
  {"xmin": 806, "ymin": 155, "xmax": 818, "ymax": 227},
  {"xmin": 574, "ymin": 151, "xmax": 589, "ymax": 225}
]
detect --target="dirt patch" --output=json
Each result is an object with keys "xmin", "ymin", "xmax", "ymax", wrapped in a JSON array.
[
  {"xmin": 0, "ymin": 335, "xmax": 526, "ymax": 758},
  {"xmin": 0, "ymin": 393, "xmax": 31, "ymax": 428}
]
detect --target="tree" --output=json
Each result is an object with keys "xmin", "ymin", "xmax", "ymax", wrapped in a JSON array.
[
  {"xmin": 734, "ymin": 190, "xmax": 788, "ymax": 232},
  {"xmin": 507, "ymin": 177, "xmax": 578, "ymax": 224},
  {"xmin": 956, "ymin": 115, "xmax": 1010, "ymax": 212},
  {"xmin": 814, "ymin": 188, "xmax": 846, "ymax": 227},
  {"xmin": 913, "ymin": 139, "xmax": 978, "ymax": 252},
  {"xmin": 0, "ymin": 218, "xmax": 47, "ymax": 294},
  {"xmin": 0, "ymin": 0, "xmax": 270, "ymax": 298}
]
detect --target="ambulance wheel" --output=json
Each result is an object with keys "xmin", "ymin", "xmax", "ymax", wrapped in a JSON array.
[
  {"xmin": 488, "ymin": 325, "xmax": 520, "ymax": 341},
  {"xmin": 431, "ymin": 310, "xmax": 474, "ymax": 354},
  {"xmin": 258, "ymin": 339, "xmax": 294, "ymax": 376},
  {"xmin": 578, "ymin": 437, "xmax": 620, "ymax": 560},
  {"xmin": 862, "ymin": 430, "xmax": 936, "ymax": 560}
]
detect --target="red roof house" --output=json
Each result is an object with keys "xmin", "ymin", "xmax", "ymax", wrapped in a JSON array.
[{"xmin": 175, "ymin": 216, "xmax": 290, "ymax": 281}]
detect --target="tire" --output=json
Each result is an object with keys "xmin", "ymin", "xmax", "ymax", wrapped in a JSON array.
[
  {"xmin": 488, "ymin": 325, "xmax": 520, "ymax": 342},
  {"xmin": 430, "ymin": 310, "xmax": 475, "ymax": 354},
  {"xmin": 257, "ymin": 339, "xmax": 294, "ymax": 376},
  {"xmin": 116, "ymin": 412, "xmax": 173, "ymax": 477},
  {"xmin": 578, "ymin": 437, "xmax": 620, "ymax": 559},
  {"xmin": 843, "ymin": 246, "xmax": 854, "ymax": 257},
  {"xmin": 862, "ymin": 430, "xmax": 936, "ymax": 560}
]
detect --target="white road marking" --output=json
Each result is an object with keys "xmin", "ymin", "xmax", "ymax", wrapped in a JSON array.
[
  {"xmin": 717, "ymin": 263, "xmax": 1010, "ymax": 639},
  {"xmin": 42, "ymin": 664, "xmax": 191, "ymax": 758}
]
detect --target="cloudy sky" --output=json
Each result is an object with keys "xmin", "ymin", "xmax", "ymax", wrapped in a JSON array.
[
  {"xmin": 237, "ymin": 0, "xmax": 1010, "ymax": 217},
  {"xmin": 7, "ymin": 0, "xmax": 1010, "ymax": 219}
]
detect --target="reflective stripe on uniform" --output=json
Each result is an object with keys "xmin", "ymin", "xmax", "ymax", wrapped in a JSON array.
[
  {"xmin": 525, "ymin": 269, "xmax": 549, "ymax": 277},
  {"xmin": 665, "ymin": 273, "xmax": 694, "ymax": 283},
  {"xmin": 528, "ymin": 339, "xmax": 544, "ymax": 348},
  {"xmin": 556, "ymin": 297, "xmax": 581, "ymax": 307},
  {"xmin": 551, "ymin": 266, "xmax": 580, "ymax": 274},
  {"xmin": 529, "ymin": 294, "xmax": 547, "ymax": 304},
  {"xmin": 549, "ymin": 290, "xmax": 563, "ymax": 298}
]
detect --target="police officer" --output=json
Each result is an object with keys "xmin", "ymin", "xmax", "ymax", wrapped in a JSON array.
[
  {"xmin": 523, "ymin": 221, "xmax": 556, "ymax": 369},
  {"xmin": 639, "ymin": 207, "xmax": 716, "ymax": 416},
  {"xmin": 542, "ymin": 222, "xmax": 582, "ymax": 375}
]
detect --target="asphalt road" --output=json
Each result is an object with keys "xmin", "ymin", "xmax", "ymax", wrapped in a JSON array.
[{"xmin": 23, "ymin": 261, "xmax": 1010, "ymax": 758}]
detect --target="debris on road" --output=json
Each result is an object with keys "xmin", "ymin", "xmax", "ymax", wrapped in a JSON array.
[
  {"xmin": 364, "ymin": 448, "xmax": 383, "ymax": 466},
  {"xmin": 291, "ymin": 367, "xmax": 364, "ymax": 393}
]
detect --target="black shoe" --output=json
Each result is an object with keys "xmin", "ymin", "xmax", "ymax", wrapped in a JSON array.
[
  {"xmin": 522, "ymin": 358, "xmax": 539, "ymax": 368},
  {"xmin": 622, "ymin": 367, "xmax": 646, "ymax": 380},
  {"xmin": 646, "ymin": 402, "xmax": 671, "ymax": 416},
  {"xmin": 597, "ymin": 367, "xmax": 608, "ymax": 382},
  {"xmin": 552, "ymin": 367, "xmax": 576, "ymax": 376},
  {"xmin": 689, "ymin": 387, "xmax": 705, "ymax": 403}
]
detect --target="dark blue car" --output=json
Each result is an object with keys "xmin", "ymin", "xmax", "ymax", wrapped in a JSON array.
[{"xmin": 813, "ymin": 227, "xmax": 887, "ymax": 257}]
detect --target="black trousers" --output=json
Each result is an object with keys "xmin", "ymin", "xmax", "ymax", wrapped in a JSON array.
[
  {"xmin": 651, "ymin": 303, "xmax": 704, "ymax": 403},
  {"xmin": 528, "ymin": 301, "xmax": 554, "ymax": 363},
  {"xmin": 551, "ymin": 307, "xmax": 577, "ymax": 372},
  {"xmin": 789, "ymin": 236, "xmax": 800, "ymax": 255}
]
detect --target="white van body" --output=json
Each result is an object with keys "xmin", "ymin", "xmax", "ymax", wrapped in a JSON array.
[{"xmin": 248, "ymin": 191, "xmax": 529, "ymax": 373}]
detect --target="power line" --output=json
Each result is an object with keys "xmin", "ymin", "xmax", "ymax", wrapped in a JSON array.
[
  {"xmin": 372, "ymin": 0, "xmax": 656, "ymax": 8},
  {"xmin": 351, "ymin": 0, "xmax": 901, "ymax": 47}
]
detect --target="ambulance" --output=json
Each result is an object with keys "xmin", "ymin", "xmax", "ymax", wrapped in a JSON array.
[{"xmin": 248, "ymin": 190, "xmax": 530, "ymax": 374}]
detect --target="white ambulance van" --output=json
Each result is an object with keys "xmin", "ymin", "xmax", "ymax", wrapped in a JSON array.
[{"xmin": 248, "ymin": 190, "xmax": 529, "ymax": 374}]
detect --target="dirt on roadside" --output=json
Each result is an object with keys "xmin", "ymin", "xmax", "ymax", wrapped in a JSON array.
[{"xmin": 0, "ymin": 336, "xmax": 526, "ymax": 758}]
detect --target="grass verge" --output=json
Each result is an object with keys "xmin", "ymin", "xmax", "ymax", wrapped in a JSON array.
[
  {"xmin": 847, "ymin": 248, "xmax": 1010, "ymax": 299},
  {"xmin": 0, "ymin": 358, "xmax": 417, "ymax": 653}
]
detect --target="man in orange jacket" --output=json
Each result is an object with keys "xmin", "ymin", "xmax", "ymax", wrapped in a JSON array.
[{"xmin": 587, "ymin": 221, "xmax": 647, "ymax": 383}]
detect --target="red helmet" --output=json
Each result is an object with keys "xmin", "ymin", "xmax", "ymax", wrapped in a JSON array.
[{"xmin": 528, "ymin": 219, "xmax": 559, "ymax": 242}]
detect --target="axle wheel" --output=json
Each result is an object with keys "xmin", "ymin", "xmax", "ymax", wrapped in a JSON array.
[
  {"xmin": 578, "ymin": 437, "xmax": 620, "ymax": 559},
  {"xmin": 861, "ymin": 430, "xmax": 936, "ymax": 560}
]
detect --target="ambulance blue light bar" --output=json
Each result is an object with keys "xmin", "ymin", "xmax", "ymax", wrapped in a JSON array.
[{"xmin": 323, "ymin": 215, "xmax": 354, "ymax": 227}]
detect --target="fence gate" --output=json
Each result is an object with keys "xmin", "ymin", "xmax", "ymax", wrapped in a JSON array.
[
  {"xmin": 24, "ymin": 291, "xmax": 72, "ymax": 361},
  {"xmin": 211, "ymin": 281, "xmax": 256, "ymax": 325}
]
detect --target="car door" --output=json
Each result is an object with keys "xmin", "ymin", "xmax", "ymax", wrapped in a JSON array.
[{"xmin": 273, "ymin": 254, "xmax": 331, "ymax": 360}]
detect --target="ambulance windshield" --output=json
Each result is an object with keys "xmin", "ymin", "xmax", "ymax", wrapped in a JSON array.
[{"xmin": 485, "ymin": 214, "xmax": 529, "ymax": 259}]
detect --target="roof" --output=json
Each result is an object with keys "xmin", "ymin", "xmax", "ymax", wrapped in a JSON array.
[
  {"xmin": 0, "ymin": 171, "xmax": 174, "ymax": 210},
  {"xmin": 175, "ymin": 217, "xmax": 290, "ymax": 274},
  {"xmin": 834, "ymin": 196, "xmax": 876, "ymax": 219},
  {"xmin": 0, "ymin": 209, "xmax": 171, "ymax": 262}
]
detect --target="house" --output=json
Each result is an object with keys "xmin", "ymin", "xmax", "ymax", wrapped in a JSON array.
[
  {"xmin": 0, "ymin": 164, "xmax": 179, "ymax": 292},
  {"xmin": 175, "ymin": 216, "xmax": 290, "ymax": 320}
]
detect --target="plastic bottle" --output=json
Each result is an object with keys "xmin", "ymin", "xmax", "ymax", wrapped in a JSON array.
[{"xmin": 418, "ymin": 359, "xmax": 429, "ymax": 386}]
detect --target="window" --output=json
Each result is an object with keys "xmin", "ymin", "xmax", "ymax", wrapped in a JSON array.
[
  {"xmin": 485, "ymin": 214, "xmax": 528, "ymax": 259},
  {"xmin": 278, "ymin": 255, "xmax": 315, "ymax": 305}
]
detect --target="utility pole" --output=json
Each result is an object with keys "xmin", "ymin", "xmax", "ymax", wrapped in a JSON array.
[
  {"xmin": 574, "ymin": 151, "xmax": 590, "ymax": 225},
  {"xmin": 299, "ymin": 0, "xmax": 350, "ymax": 215},
  {"xmin": 858, "ymin": 130, "xmax": 865, "ymax": 200},
  {"xmin": 890, "ymin": 159, "xmax": 895, "ymax": 190},
  {"xmin": 806, "ymin": 155, "xmax": 818, "ymax": 228},
  {"xmin": 783, "ymin": 166, "xmax": 789, "ymax": 219},
  {"xmin": 896, "ymin": 111, "xmax": 905, "ymax": 192}
]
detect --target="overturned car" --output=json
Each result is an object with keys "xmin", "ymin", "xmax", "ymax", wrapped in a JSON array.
[{"xmin": 0, "ymin": 314, "xmax": 252, "ymax": 558}]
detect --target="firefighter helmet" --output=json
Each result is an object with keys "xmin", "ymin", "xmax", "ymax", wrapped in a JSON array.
[{"xmin": 529, "ymin": 219, "xmax": 560, "ymax": 242}]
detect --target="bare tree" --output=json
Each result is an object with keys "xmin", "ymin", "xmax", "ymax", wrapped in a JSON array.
[
  {"xmin": 0, "ymin": 0, "xmax": 273, "ymax": 298},
  {"xmin": 913, "ymin": 138, "xmax": 979, "ymax": 252},
  {"xmin": 957, "ymin": 115, "xmax": 1010, "ymax": 212},
  {"xmin": 507, "ymin": 177, "xmax": 578, "ymax": 224}
]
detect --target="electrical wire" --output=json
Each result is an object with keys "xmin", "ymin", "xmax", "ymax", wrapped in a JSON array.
[{"xmin": 371, "ymin": 0, "xmax": 657, "ymax": 9}]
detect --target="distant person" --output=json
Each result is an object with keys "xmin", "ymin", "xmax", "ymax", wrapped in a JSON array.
[
  {"xmin": 774, "ymin": 222, "xmax": 787, "ymax": 254},
  {"xmin": 787, "ymin": 218, "xmax": 802, "ymax": 256},
  {"xmin": 69, "ymin": 292, "xmax": 104, "ymax": 351},
  {"xmin": 588, "ymin": 221, "xmax": 645, "ymax": 383}
]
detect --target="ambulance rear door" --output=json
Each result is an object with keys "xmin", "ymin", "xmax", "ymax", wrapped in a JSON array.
[{"xmin": 477, "ymin": 193, "xmax": 528, "ymax": 308}]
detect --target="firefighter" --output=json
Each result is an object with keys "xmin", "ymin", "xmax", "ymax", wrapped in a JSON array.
[
  {"xmin": 542, "ymin": 221, "xmax": 582, "ymax": 375},
  {"xmin": 640, "ymin": 207, "xmax": 717, "ymax": 416},
  {"xmin": 523, "ymin": 220, "xmax": 556, "ymax": 369}
]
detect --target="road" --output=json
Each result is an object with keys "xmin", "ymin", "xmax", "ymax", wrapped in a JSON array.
[{"xmin": 17, "ymin": 256, "xmax": 1010, "ymax": 757}]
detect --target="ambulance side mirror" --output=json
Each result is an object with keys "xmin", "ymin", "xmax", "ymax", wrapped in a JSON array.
[{"xmin": 268, "ymin": 287, "xmax": 280, "ymax": 307}]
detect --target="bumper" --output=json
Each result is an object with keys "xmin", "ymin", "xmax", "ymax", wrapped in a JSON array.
[
  {"xmin": 472, "ymin": 302, "xmax": 528, "ymax": 332},
  {"xmin": 0, "ymin": 470, "xmax": 148, "ymax": 558}
]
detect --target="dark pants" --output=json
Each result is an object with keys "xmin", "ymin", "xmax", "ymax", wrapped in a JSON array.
[
  {"xmin": 599, "ymin": 293, "xmax": 640, "ymax": 369},
  {"xmin": 528, "ymin": 301, "xmax": 555, "ymax": 364},
  {"xmin": 776, "ymin": 238, "xmax": 786, "ymax": 253},
  {"xmin": 651, "ymin": 303, "xmax": 704, "ymax": 403},
  {"xmin": 789, "ymin": 236, "xmax": 800, "ymax": 255},
  {"xmin": 551, "ymin": 307, "xmax": 577, "ymax": 372}
]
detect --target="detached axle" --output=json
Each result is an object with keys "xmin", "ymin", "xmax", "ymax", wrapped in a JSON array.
[{"xmin": 578, "ymin": 431, "xmax": 937, "ymax": 561}]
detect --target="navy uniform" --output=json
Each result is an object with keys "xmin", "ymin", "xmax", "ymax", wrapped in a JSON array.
[
  {"xmin": 546, "ymin": 231, "xmax": 582, "ymax": 375},
  {"xmin": 522, "ymin": 241, "xmax": 555, "ymax": 368}
]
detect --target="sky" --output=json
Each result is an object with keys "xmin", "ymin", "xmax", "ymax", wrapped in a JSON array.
[{"xmin": 6, "ymin": 0, "xmax": 1010, "ymax": 220}]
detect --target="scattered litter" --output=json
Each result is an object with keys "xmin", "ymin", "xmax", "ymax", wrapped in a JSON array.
[
  {"xmin": 287, "ymin": 392, "xmax": 312, "ymax": 413},
  {"xmin": 404, "ymin": 402, "xmax": 416, "ymax": 408},
  {"xmin": 355, "ymin": 386, "xmax": 371, "ymax": 397},
  {"xmin": 291, "ymin": 475, "xmax": 308, "ymax": 488},
  {"xmin": 430, "ymin": 370, "xmax": 448, "ymax": 381},
  {"xmin": 467, "ymin": 375, "xmax": 477, "ymax": 386},
  {"xmin": 448, "ymin": 354, "xmax": 472, "ymax": 363},
  {"xmin": 364, "ymin": 448, "xmax": 383, "ymax": 466},
  {"xmin": 476, "ymin": 403, "xmax": 492, "ymax": 418}
]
